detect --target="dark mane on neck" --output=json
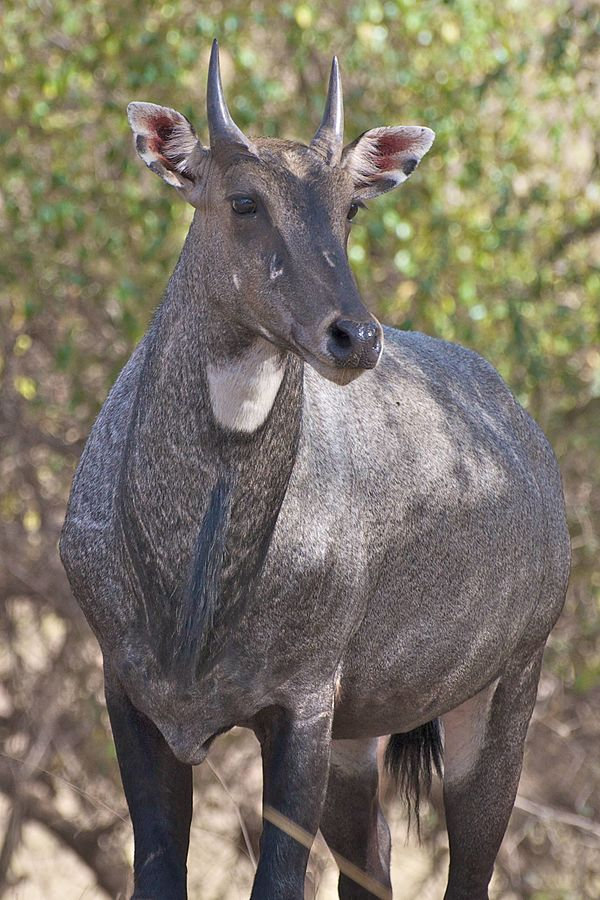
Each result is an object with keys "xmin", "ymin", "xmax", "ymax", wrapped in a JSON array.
[
  {"xmin": 135, "ymin": 353, "xmax": 305, "ymax": 684},
  {"xmin": 168, "ymin": 475, "xmax": 232, "ymax": 682}
]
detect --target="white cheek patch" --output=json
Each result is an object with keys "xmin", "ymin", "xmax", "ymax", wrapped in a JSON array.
[
  {"xmin": 323, "ymin": 250, "xmax": 336, "ymax": 268},
  {"xmin": 206, "ymin": 340, "xmax": 285, "ymax": 433},
  {"xmin": 232, "ymin": 273, "xmax": 241, "ymax": 291},
  {"xmin": 442, "ymin": 680, "xmax": 498, "ymax": 786}
]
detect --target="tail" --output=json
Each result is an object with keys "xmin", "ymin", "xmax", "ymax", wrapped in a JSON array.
[{"xmin": 384, "ymin": 719, "xmax": 443, "ymax": 837}]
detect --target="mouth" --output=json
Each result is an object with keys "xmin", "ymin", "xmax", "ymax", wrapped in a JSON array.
[
  {"xmin": 256, "ymin": 324, "xmax": 383, "ymax": 385},
  {"xmin": 293, "ymin": 336, "xmax": 383, "ymax": 386},
  {"xmin": 299, "ymin": 349, "xmax": 366, "ymax": 384}
]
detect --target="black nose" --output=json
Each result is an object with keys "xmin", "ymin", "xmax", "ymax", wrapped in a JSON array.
[{"xmin": 327, "ymin": 318, "xmax": 382, "ymax": 369}]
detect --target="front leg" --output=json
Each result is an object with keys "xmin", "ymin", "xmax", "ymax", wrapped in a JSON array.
[
  {"xmin": 104, "ymin": 663, "xmax": 192, "ymax": 900},
  {"xmin": 252, "ymin": 704, "xmax": 333, "ymax": 900}
]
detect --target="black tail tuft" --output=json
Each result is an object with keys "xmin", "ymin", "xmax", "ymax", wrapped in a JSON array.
[{"xmin": 384, "ymin": 719, "xmax": 443, "ymax": 838}]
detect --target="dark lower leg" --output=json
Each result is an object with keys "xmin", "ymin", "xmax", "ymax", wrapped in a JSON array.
[
  {"xmin": 104, "ymin": 666, "xmax": 192, "ymax": 900},
  {"xmin": 320, "ymin": 738, "xmax": 391, "ymax": 900},
  {"xmin": 442, "ymin": 651, "xmax": 544, "ymax": 900},
  {"xmin": 251, "ymin": 706, "xmax": 333, "ymax": 900}
]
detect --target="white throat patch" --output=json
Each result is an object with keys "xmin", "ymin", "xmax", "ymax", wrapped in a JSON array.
[{"xmin": 206, "ymin": 340, "xmax": 285, "ymax": 433}]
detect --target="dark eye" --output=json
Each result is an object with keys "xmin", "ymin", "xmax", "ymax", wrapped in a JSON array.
[
  {"xmin": 347, "ymin": 202, "xmax": 360, "ymax": 221},
  {"xmin": 232, "ymin": 197, "xmax": 257, "ymax": 215}
]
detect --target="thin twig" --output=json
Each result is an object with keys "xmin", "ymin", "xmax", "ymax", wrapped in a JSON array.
[
  {"xmin": 263, "ymin": 805, "xmax": 392, "ymax": 900},
  {"xmin": 0, "ymin": 750, "xmax": 128, "ymax": 822},
  {"xmin": 515, "ymin": 794, "xmax": 600, "ymax": 840},
  {"xmin": 206, "ymin": 759, "xmax": 258, "ymax": 869}
]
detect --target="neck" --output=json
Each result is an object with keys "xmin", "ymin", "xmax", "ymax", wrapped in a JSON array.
[
  {"xmin": 153, "ymin": 226, "xmax": 290, "ymax": 435},
  {"xmin": 122, "ymin": 230, "xmax": 305, "ymax": 677}
]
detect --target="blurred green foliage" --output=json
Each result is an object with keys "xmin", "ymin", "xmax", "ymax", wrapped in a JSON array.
[
  {"xmin": 2, "ymin": 0, "xmax": 599, "ymax": 415},
  {"xmin": 1, "ymin": 1, "xmax": 600, "ymax": 895}
]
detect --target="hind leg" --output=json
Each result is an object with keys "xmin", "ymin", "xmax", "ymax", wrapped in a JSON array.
[
  {"xmin": 320, "ymin": 738, "xmax": 392, "ymax": 899},
  {"xmin": 441, "ymin": 648, "xmax": 545, "ymax": 900}
]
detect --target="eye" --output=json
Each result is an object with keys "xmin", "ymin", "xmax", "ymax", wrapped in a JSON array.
[
  {"xmin": 232, "ymin": 197, "xmax": 257, "ymax": 215},
  {"xmin": 347, "ymin": 202, "xmax": 360, "ymax": 221}
]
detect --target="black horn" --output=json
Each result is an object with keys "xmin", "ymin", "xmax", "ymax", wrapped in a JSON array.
[
  {"xmin": 310, "ymin": 56, "xmax": 344, "ymax": 165},
  {"xmin": 207, "ymin": 39, "xmax": 252, "ymax": 150}
]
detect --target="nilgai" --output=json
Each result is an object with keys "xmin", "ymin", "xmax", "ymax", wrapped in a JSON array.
[{"xmin": 60, "ymin": 41, "xmax": 570, "ymax": 899}]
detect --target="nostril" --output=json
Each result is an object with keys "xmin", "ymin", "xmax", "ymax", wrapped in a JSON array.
[{"xmin": 328, "ymin": 322, "xmax": 353, "ymax": 351}]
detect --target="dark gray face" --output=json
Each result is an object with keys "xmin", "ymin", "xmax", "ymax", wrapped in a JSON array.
[
  {"xmin": 127, "ymin": 44, "xmax": 434, "ymax": 384},
  {"xmin": 196, "ymin": 139, "xmax": 381, "ymax": 385}
]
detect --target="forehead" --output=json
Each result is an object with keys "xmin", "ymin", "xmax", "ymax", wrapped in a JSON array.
[{"xmin": 223, "ymin": 138, "xmax": 353, "ymax": 203}]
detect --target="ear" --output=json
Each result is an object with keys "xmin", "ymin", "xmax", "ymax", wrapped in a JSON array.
[
  {"xmin": 342, "ymin": 126, "xmax": 435, "ymax": 200},
  {"xmin": 127, "ymin": 102, "xmax": 209, "ymax": 201}
]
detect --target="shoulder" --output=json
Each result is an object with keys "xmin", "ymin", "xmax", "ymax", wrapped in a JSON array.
[
  {"xmin": 381, "ymin": 326, "xmax": 504, "ymax": 385},
  {"xmin": 375, "ymin": 326, "xmax": 530, "ymax": 425},
  {"xmin": 304, "ymin": 325, "xmax": 558, "ymax": 479}
]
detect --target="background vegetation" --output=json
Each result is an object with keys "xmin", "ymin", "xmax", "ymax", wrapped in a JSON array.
[{"xmin": 1, "ymin": 0, "xmax": 599, "ymax": 896}]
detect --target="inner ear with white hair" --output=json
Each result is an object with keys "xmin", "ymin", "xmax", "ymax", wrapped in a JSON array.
[
  {"xmin": 342, "ymin": 126, "xmax": 435, "ymax": 200},
  {"xmin": 127, "ymin": 102, "xmax": 209, "ymax": 203}
]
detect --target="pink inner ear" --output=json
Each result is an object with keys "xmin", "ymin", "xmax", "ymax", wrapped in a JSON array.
[
  {"xmin": 148, "ymin": 114, "xmax": 177, "ymax": 156},
  {"xmin": 374, "ymin": 133, "xmax": 415, "ymax": 171}
]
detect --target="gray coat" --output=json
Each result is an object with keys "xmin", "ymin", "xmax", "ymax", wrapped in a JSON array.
[{"xmin": 60, "ymin": 44, "xmax": 570, "ymax": 900}]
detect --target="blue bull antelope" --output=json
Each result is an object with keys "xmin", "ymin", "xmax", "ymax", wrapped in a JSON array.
[{"xmin": 60, "ymin": 41, "xmax": 570, "ymax": 899}]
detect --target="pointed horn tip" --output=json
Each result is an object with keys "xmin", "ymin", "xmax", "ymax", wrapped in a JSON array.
[
  {"xmin": 209, "ymin": 39, "xmax": 220, "ymax": 67},
  {"xmin": 327, "ymin": 57, "xmax": 342, "ymax": 107},
  {"xmin": 206, "ymin": 37, "xmax": 253, "ymax": 151},
  {"xmin": 309, "ymin": 54, "xmax": 344, "ymax": 162},
  {"xmin": 208, "ymin": 39, "xmax": 221, "ymax": 76}
]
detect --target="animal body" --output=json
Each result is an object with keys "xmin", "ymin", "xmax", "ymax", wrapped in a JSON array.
[{"xmin": 60, "ymin": 41, "xmax": 570, "ymax": 899}]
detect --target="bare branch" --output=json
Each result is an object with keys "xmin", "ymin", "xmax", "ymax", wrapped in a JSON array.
[
  {"xmin": 0, "ymin": 766, "xmax": 128, "ymax": 898},
  {"xmin": 515, "ymin": 794, "xmax": 600, "ymax": 840}
]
